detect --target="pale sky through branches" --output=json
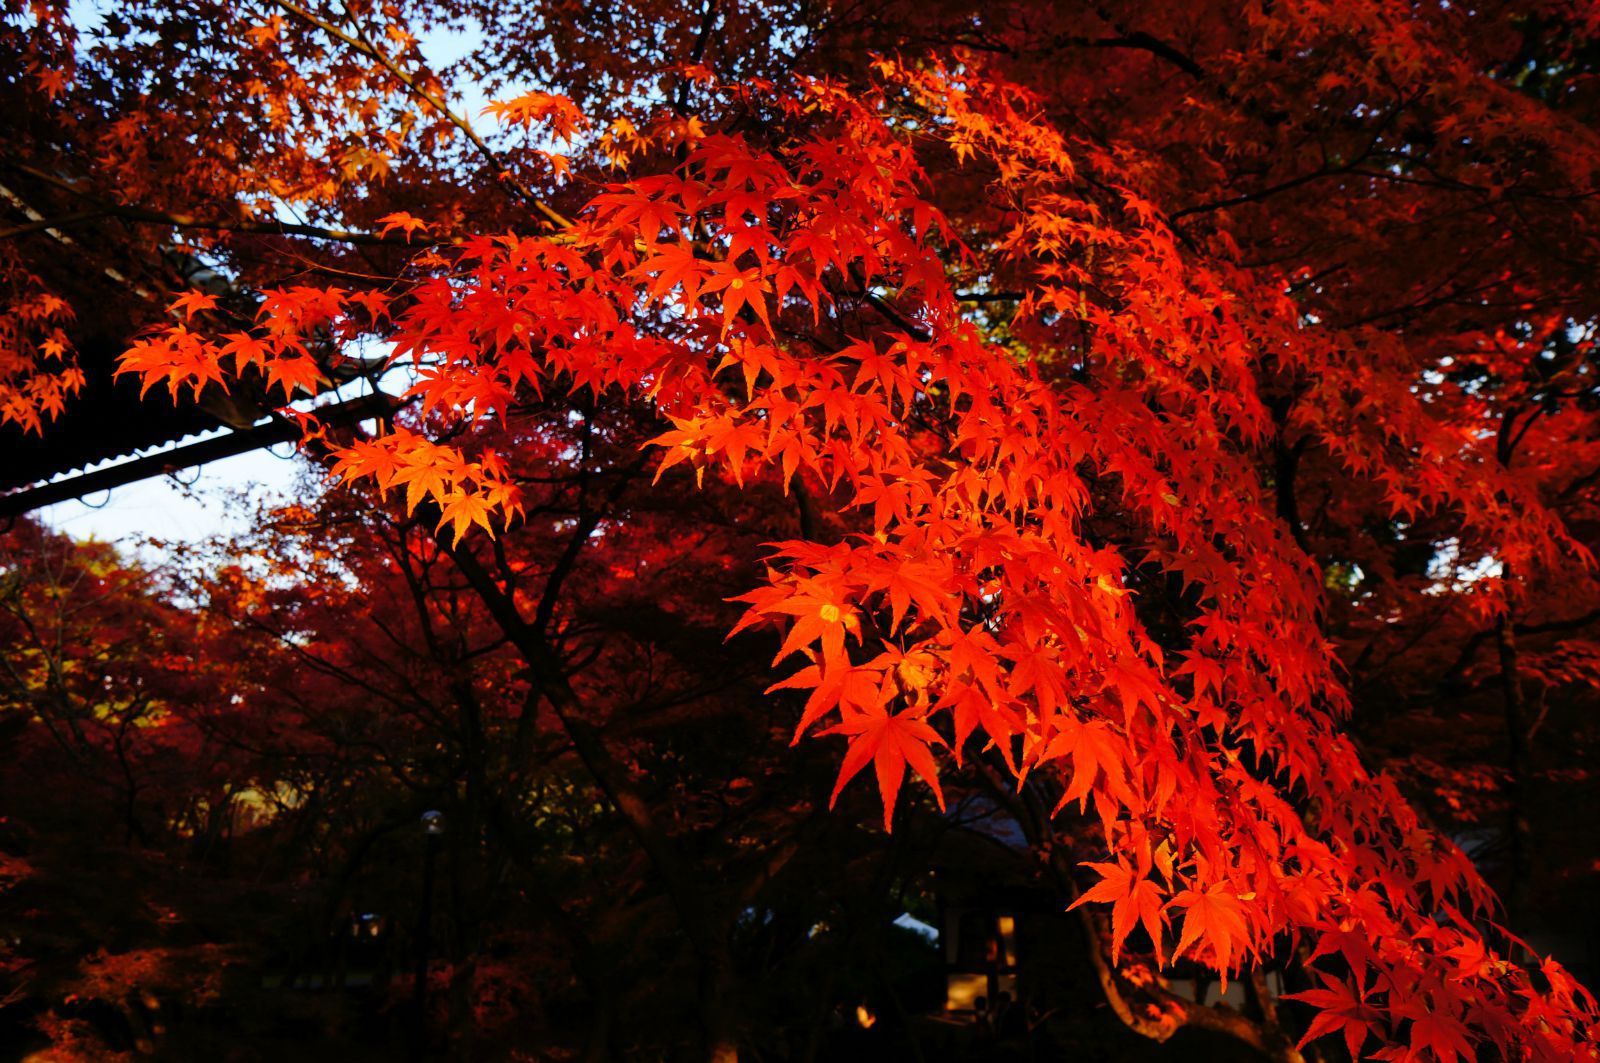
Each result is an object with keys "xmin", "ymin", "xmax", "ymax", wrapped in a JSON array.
[{"xmin": 37, "ymin": 8, "xmax": 490, "ymax": 551}]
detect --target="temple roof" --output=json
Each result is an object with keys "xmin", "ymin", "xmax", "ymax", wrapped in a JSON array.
[
  {"xmin": 0, "ymin": 340, "xmax": 390, "ymax": 518},
  {"xmin": 1, "ymin": 340, "xmax": 222, "ymax": 496}
]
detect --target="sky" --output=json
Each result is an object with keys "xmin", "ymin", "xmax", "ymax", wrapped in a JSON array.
[{"xmin": 34, "ymin": 446, "xmax": 301, "ymax": 550}]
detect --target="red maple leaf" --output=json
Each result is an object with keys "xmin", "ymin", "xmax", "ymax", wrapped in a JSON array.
[{"xmin": 822, "ymin": 705, "xmax": 945, "ymax": 831}]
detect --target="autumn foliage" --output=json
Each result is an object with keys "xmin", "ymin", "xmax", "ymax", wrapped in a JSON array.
[{"xmin": 5, "ymin": 1, "xmax": 1600, "ymax": 1060}]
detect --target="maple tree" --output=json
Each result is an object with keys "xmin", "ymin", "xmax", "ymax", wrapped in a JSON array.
[{"xmin": 5, "ymin": 0, "xmax": 1600, "ymax": 1060}]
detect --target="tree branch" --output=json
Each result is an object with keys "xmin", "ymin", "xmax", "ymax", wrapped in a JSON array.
[{"xmin": 2, "ymin": 200, "xmax": 418, "ymax": 245}]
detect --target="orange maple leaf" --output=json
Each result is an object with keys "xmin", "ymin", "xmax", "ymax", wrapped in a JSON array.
[
  {"xmin": 169, "ymin": 291, "xmax": 219, "ymax": 320},
  {"xmin": 1069, "ymin": 860, "xmax": 1167, "ymax": 964},
  {"xmin": 1169, "ymin": 885, "xmax": 1251, "ymax": 985},
  {"xmin": 822, "ymin": 705, "xmax": 945, "ymax": 831},
  {"xmin": 376, "ymin": 212, "xmax": 429, "ymax": 241}
]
